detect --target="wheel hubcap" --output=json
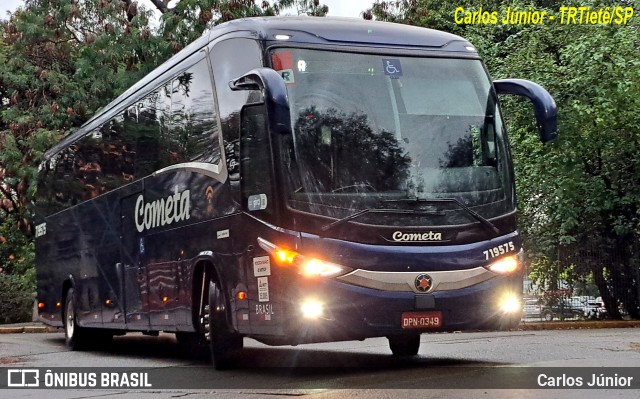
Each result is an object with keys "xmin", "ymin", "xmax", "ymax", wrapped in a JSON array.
[{"xmin": 66, "ymin": 300, "xmax": 74, "ymax": 338}]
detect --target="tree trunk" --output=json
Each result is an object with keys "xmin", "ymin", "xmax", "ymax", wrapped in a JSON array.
[{"xmin": 592, "ymin": 265, "xmax": 622, "ymax": 319}]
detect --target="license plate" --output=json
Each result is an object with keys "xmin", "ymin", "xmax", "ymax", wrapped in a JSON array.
[{"xmin": 401, "ymin": 311, "xmax": 442, "ymax": 329}]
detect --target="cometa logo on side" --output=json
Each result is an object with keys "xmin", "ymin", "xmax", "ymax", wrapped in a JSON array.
[{"xmin": 134, "ymin": 187, "xmax": 191, "ymax": 233}]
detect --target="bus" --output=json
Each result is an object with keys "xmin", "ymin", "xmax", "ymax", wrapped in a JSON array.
[{"xmin": 34, "ymin": 16, "xmax": 557, "ymax": 369}]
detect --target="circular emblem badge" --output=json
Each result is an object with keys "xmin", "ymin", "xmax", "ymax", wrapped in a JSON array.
[{"xmin": 415, "ymin": 274, "xmax": 433, "ymax": 293}]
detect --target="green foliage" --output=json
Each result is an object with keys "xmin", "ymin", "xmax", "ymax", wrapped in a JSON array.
[
  {"xmin": 0, "ymin": 215, "xmax": 35, "ymax": 276},
  {"xmin": 0, "ymin": 0, "xmax": 328, "ymax": 324},
  {"xmin": 0, "ymin": 215, "xmax": 35, "ymax": 324},
  {"xmin": 1, "ymin": 0, "xmax": 168, "ymax": 228},
  {"xmin": 372, "ymin": 0, "xmax": 640, "ymax": 318},
  {"xmin": 5, "ymin": 0, "xmax": 636, "ymax": 321},
  {"xmin": 0, "ymin": 272, "xmax": 34, "ymax": 324},
  {"xmin": 158, "ymin": 0, "xmax": 329, "ymax": 50},
  {"xmin": 493, "ymin": 4, "xmax": 640, "ymax": 318},
  {"xmin": 0, "ymin": 2, "xmax": 330, "ymax": 223}
]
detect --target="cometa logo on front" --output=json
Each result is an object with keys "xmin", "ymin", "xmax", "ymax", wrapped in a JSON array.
[
  {"xmin": 135, "ymin": 187, "xmax": 191, "ymax": 233},
  {"xmin": 392, "ymin": 231, "xmax": 442, "ymax": 242}
]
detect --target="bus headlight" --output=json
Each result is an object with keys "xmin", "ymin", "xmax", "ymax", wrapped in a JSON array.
[
  {"xmin": 257, "ymin": 237, "xmax": 351, "ymax": 278},
  {"xmin": 486, "ymin": 255, "xmax": 520, "ymax": 274}
]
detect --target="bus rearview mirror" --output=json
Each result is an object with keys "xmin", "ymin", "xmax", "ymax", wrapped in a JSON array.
[
  {"xmin": 230, "ymin": 68, "xmax": 292, "ymax": 136},
  {"xmin": 494, "ymin": 79, "xmax": 558, "ymax": 143}
]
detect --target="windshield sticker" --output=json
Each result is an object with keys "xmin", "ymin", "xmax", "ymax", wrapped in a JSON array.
[
  {"xmin": 248, "ymin": 194, "xmax": 268, "ymax": 211},
  {"xmin": 272, "ymin": 51, "xmax": 296, "ymax": 85},
  {"xmin": 383, "ymin": 59, "xmax": 403, "ymax": 78},
  {"xmin": 278, "ymin": 69, "xmax": 295, "ymax": 84}
]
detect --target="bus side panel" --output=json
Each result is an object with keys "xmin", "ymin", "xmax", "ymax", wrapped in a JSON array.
[
  {"xmin": 36, "ymin": 214, "xmax": 76, "ymax": 327},
  {"xmin": 39, "ymin": 204, "xmax": 107, "ymax": 328},
  {"xmin": 134, "ymin": 171, "xmax": 236, "ymax": 332},
  {"xmin": 103, "ymin": 181, "xmax": 145, "ymax": 329},
  {"xmin": 228, "ymin": 214, "xmax": 300, "ymax": 338}
]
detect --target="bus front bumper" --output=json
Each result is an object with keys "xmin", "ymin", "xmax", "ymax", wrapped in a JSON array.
[{"xmin": 281, "ymin": 272, "xmax": 522, "ymax": 343}]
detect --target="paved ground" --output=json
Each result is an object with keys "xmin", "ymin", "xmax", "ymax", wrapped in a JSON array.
[
  {"xmin": 0, "ymin": 326, "xmax": 639, "ymax": 398},
  {"xmin": 3, "ymin": 319, "xmax": 640, "ymax": 333}
]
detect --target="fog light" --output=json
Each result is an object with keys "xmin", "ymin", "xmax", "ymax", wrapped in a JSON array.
[
  {"xmin": 301, "ymin": 300, "xmax": 323, "ymax": 319},
  {"xmin": 500, "ymin": 295, "xmax": 520, "ymax": 313}
]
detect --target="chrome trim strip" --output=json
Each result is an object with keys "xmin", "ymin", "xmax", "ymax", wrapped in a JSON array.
[
  {"xmin": 153, "ymin": 161, "xmax": 227, "ymax": 183},
  {"xmin": 336, "ymin": 267, "xmax": 495, "ymax": 293}
]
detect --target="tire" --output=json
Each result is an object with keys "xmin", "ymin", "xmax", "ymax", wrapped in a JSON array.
[
  {"xmin": 542, "ymin": 311, "xmax": 554, "ymax": 322},
  {"xmin": 206, "ymin": 280, "xmax": 243, "ymax": 369},
  {"xmin": 495, "ymin": 314, "xmax": 521, "ymax": 331},
  {"xmin": 64, "ymin": 288, "xmax": 88, "ymax": 350},
  {"xmin": 388, "ymin": 335, "xmax": 421, "ymax": 357},
  {"xmin": 176, "ymin": 332, "xmax": 208, "ymax": 359}
]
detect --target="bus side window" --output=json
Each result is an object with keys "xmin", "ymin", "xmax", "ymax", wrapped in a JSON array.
[
  {"xmin": 240, "ymin": 104, "xmax": 273, "ymax": 216},
  {"xmin": 169, "ymin": 59, "xmax": 221, "ymax": 165},
  {"xmin": 70, "ymin": 132, "xmax": 103, "ymax": 202},
  {"xmin": 482, "ymin": 121, "xmax": 498, "ymax": 166},
  {"xmin": 35, "ymin": 156, "xmax": 64, "ymax": 215},
  {"xmin": 210, "ymin": 38, "xmax": 263, "ymax": 186},
  {"xmin": 133, "ymin": 87, "xmax": 163, "ymax": 179},
  {"xmin": 100, "ymin": 117, "xmax": 135, "ymax": 184}
]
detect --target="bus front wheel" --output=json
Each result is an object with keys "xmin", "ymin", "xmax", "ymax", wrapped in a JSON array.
[
  {"xmin": 388, "ymin": 335, "xmax": 421, "ymax": 356},
  {"xmin": 205, "ymin": 280, "xmax": 243, "ymax": 369}
]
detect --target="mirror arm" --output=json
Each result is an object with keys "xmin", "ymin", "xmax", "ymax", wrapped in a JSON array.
[
  {"xmin": 230, "ymin": 68, "xmax": 292, "ymax": 135},
  {"xmin": 494, "ymin": 78, "xmax": 558, "ymax": 143}
]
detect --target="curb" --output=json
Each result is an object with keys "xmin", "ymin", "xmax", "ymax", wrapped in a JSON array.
[
  {"xmin": 1, "ymin": 321, "xmax": 640, "ymax": 334},
  {"xmin": 0, "ymin": 325, "xmax": 58, "ymax": 334},
  {"xmin": 517, "ymin": 320, "xmax": 640, "ymax": 331}
]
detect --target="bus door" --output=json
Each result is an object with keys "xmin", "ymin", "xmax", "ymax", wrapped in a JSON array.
[
  {"xmin": 120, "ymin": 191, "xmax": 151, "ymax": 330},
  {"xmin": 239, "ymin": 103, "xmax": 283, "ymax": 335}
]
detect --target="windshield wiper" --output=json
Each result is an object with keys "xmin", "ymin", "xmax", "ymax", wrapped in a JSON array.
[
  {"xmin": 321, "ymin": 208, "xmax": 442, "ymax": 232},
  {"xmin": 382, "ymin": 197, "xmax": 500, "ymax": 236}
]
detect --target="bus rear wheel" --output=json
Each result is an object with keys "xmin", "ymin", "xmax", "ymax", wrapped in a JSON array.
[
  {"xmin": 205, "ymin": 280, "xmax": 243, "ymax": 369},
  {"xmin": 388, "ymin": 335, "xmax": 421, "ymax": 357},
  {"xmin": 64, "ymin": 288, "xmax": 89, "ymax": 350}
]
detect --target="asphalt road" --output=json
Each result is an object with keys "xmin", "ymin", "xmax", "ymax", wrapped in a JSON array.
[{"xmin": 1, "ymin": 328, "xmax": 639, "ymax": 398}]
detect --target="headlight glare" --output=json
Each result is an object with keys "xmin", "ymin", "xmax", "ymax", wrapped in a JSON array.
[
  {"xmin": 301, "ymin": 258, "xmax": 345, "ymax": 277},
  {"xmin": 487, "ymin": 255, "xmax": 519, "ymax": 274},
  {"xmin": 257, "ymin": 237, "xmax": 351, "ymax": 278}
]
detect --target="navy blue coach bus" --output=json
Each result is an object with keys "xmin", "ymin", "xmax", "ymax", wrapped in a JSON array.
[{"xmin": 34, "ymin": 17, "xmax": 557, "ymax": 368}]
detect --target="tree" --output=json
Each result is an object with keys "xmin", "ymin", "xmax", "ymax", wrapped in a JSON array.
[
  {"xmin": 369, "ymin": 0, "xmax": 640, "ymax": 319},
  {"xmin": 0, "ymin": 0, "xmax": 327, "ymax": 322},
  {"xmin": 1, "ymin": 1, "xmax": 166, "ymax": 227},
  {"xmin": 150, "ymin": 0, "xmax": 327, "ymax": 49},
  {"xmin": 0, "ymin": 0, "xmax": 329, "ymax": 226}
]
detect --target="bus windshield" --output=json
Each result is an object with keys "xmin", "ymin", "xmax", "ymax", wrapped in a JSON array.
[{"xmin": 272, "ymin": 48, "xmax": 514, "ymax": 227}]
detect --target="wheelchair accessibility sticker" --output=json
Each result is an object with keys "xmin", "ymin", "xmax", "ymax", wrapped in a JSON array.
[{"xmin": 383, "ymin": 59, "xmax": 403, "ymax": 77}]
